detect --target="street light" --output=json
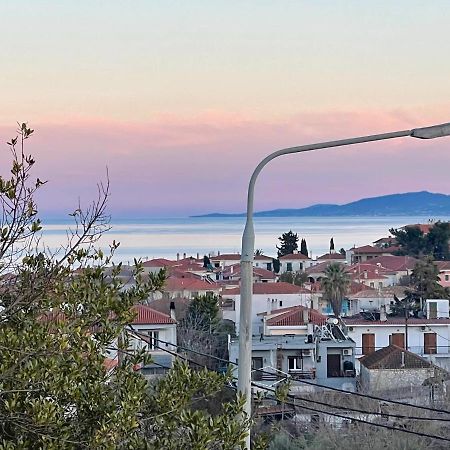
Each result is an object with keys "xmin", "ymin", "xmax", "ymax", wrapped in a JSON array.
[{"xmin": 238, "ymin": 122, "xmax": 450, "ymax": 449}]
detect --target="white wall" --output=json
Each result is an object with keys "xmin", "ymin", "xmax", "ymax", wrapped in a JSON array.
[{"xmin": 223, "ymin": 292, "xmax": 314, "ymax": 335}]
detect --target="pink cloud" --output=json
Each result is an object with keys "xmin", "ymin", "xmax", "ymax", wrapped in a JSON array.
[{"xmin": 0, "ymin": 108, "xmax": 449, "ymax": 217}]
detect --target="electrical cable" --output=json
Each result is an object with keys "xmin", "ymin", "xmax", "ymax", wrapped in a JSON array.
[{"xmin": 130, "ymin": 330, "xmax": 450, "ymax": 417}]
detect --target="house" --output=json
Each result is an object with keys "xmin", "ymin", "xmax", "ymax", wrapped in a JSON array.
[
  {"xmin": 305, "ymin": 261, "xmax": 335, "ymax": 283},
  {"xmin": 317, "ymin": 252, "xmax": 346, "ymax": 263},
  {"xmin": 210, "ymin": 253, "xmax": 241, "ymax": 269},
  {"xmin": 359, "ymin": 345, "xmax": 439, "ymax": 393},
  {"xmin": 279, "ymin": 252, "xmax": 315, "ymax": 273},
  {"xmin": 372, "ymin": 237, "xmax": 397, "ymax": 249},
  {"xmin": 348, "ymin": 286, "xmax": 409, "ymax": 315},
  {"xmin": 229, "ymin": 316, "xmax": 356, "ymax": 393},
  {"xmin": 220, "ymin": 282, "xmax": 316, "ymax": 334},
  {"xmin": 345, "ymin": 263, "xmax": 395, "ymax": 288},
  {"xmin": 217, "ymin": 264, "xmax": 276, "ymax": 283},
  {"xmin": 346, "ymin": 245, "xmax": 394, "ymax": 264},
  {"xmin": 107, "ymin": 304, "xmax": 178, "ymax": 377},
  {"xmin": 142, "ymin": 258, "xmax": 175, "ymax": 274},
  {"xmin": 342, "ymin": 301, "xmax": 450, "ymax": 371},
  {"xmin": 152, "ymin": 277, "xmax": 221, "ymax": 300},
  {"xmin": 436, "ymin": 261, "xmax": 450, "ymax": 288}
]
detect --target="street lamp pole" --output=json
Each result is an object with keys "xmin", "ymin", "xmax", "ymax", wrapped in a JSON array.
[{"xmin": 238, "ymin": 122, "xmax": 450, "ymax": 449}]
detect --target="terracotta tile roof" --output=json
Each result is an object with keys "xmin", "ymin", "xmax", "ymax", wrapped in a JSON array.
[
  {"xmin": 279, "ymin": 253, "xmax": 311, "ymax": 260},
  {"xmin": 131, "ymin": 304, "xmax": 176, "ymax": 325},
  {"xmin": 266, "ymin": 306, "xmax": 327, "ymax": 327},
  {"xmin": 349, "ymin": 286, "xmax": 408, "ymax": 299},
  {"xmin": 352, "ymin": 245, "xmax": 386, "ymax": 254},
  {"xmin": 435, "ymin": 261, "xmax": 450, "ymax": 271},
  {"xmin": 373, "ymin": 237, "xmax": 397, "ymax": 245},
  {"xmin": 254, "ymin": 255, "xmax": 273, "ymax": 261},
  {"xmin": 305, "ymin": 261, "xmax": 335, "ymax": 274},
  {"xmin": 221, "ymin": 264, "xmax": 275, "ymax": 279},
  {"xmin": 360, "ymin": 345, "xmax": 432, "ymax": 370},
  {"xmin": 163, "ymin": 278, "xmax": 221, "ymax": 292},
  {"xmin": 222, "ymin": 282, "xmax": 311, "ymax": 296},
  {"xmin": 142, "ymin": 258, "xmax": 175, "ymax": 268},
  {"xmin": 402, "ymin": 223, "xmax": 434, "ymax": 234},
  {"xmin": 318, "ymin": 253, "xmax": 346, "ymax": 260},
  {"xmin": 364, "ymin": 255, "xmax": 418, "ymax": 272}
]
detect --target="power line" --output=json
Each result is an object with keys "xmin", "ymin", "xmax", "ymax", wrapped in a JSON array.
[
  {"xmin": 129, "ymin": 331, "xmax": 450, "ymax": 427},
  {"xmin": 251, "ymin": 383, "xmax": 450, "ymax": 444},
  {"xmin": 131, "ymin": 331, "xmax": 450, "ymax": 417}
]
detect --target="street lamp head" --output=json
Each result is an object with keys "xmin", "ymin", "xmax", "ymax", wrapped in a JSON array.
[{"xmin": 410, "ymin": 122, "xmax": 450, "ymax": 139}]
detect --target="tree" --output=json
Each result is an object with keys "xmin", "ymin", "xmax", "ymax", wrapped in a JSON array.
[
  {"xmin": 390, "ymin": 223, "xmax": 450, "ymax": 260},
  {"xmin": 203, "ymin": 254, "xmax": 212, "ymax": 268},
  {"xmin": 339, "ymin": 248, "xmax": 346, "ymax": 256},
  {"xmin": 330, "ymin": 237, "xmax": 335, "ymax": 253},
  {"xmin": 321, "ymin": 263, "xmax": 350, "ymax": 317},
  {"xmin": 272, "ymin": 258, "xmax": 281, "ymax": 274},
  {"xmin": 410, "ymin": 257, "xmax": 449, "ymax": 300},
  {"xmin": 0, "ymin": 125, "xmax": 249, "ymax": 449},
  {"xmin": 389, "ymin": 226, "xmax": 427, "ymax": 258},
  {"xmin": 276, "ymin": 230, "xmax": 299, "ymax": 258},
  {"xmin": 254, "ymin": 249, "xmax": 264, "ymax": 256},
  {"xmin": 425, "ymin": 221, "xmax": 450, "ymax": 260},
  {"xmin": 279, "ymin": 271, "xmax": 309, "ymax": 287},
  {"xmin": 300, "ymin": 238, "xmax": 308, "ymax": 257}
]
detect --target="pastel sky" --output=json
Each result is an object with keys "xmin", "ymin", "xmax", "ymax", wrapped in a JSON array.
[{"xmin": 1, "ymin": 1, "xmax": 449, "ymax": 217}]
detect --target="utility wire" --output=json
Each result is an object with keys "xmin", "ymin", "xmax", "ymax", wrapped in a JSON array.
[
  {"xmin": 129, "ymin": 331, "xmax": 450, "ymax": 426},
  {"xmin": 131, "ymin": 331, "xmax": 450, "ymax": 417}
]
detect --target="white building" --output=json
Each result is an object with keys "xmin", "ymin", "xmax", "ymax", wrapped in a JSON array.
[
  {"xmin": 220, "ymin": 282, "xmax": 316, "ymax": 334},
  {"xmin": 279, "ymin": 252, "xmax": 316, "ymax": 273}
]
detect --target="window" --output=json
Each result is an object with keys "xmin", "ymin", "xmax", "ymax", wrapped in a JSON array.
[
  {"xmin": 362, "ymin": 333, "xmax": 375, "ymax": 355},
  {"xmin": 287, "ymin": 262, "xmax": 293, "ymax": 272},
  {"xmin": 445, "ymin": 275, "xmax": 449, "ymax": 281},
  {"xmin": 378, "ymin": 282, "xmax": 383, "ymax": 289},
  {"xmin": 139, "ymin": 330, "xmax": 159, "ymax": 351},
  {"xmin": 370, "ymin": 282, "xmax": 375, "ymax": 288},
  {"xmin": 279, "ymin": 301, "xmax": 283, "ymax": 307},
  {"xmin": 424, "ymin": 333, "xmax": 437, "ymax": 354},
  {"xmin": 288, "ymin": 356, "xmax": 303, "ymax": 371}
]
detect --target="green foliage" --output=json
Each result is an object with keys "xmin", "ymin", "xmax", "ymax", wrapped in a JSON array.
[
  {"xmin": 278, "ymin": 271, "xmax": 308, "ymax": 287},
  {"xmin": 0, "ymin": 126, "xmax": 249, "ymax": 449},
  {"xmin": 141, "ymin": 361, "xmax": 250, "ymax": 450},
  {"xmin": 321, "ymin": 263, "xmax": 350, "ymax": 317},
  {"xmin": 272, "ymin": 258, "xmax": 281, "ymax": 274},
  {"xmin": 300, "ymin": 239, "xmax": 308, "ymax": 257},
  {"xmin": 390, "ymin": 223, "xmax": 450, "ymax": 260},
  {"xmin": 277, "ymin": 231, "xmax": 299, "ymax": 258},
  {"xmin": 185, "ymin": 293, "xmax": 221, "ymax": 332},
  {"xmin": 329, "ymin": 237, "xmax": 335, "ymax": 252}
]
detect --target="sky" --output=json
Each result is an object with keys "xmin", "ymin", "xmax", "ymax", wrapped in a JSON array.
[{"xmin": 1, "ymin": 1, "xmax": 449, "ymax": 218}]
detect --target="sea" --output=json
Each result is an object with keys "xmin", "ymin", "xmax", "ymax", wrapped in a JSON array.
[{"xmin": 39, "ymin": 216, "xmax": 450, "ymax": 264}]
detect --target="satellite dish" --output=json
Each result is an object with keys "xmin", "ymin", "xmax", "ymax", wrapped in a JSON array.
[{"xmin": 327, "ymin": 317, "xmax": 339, "ymax": 325}]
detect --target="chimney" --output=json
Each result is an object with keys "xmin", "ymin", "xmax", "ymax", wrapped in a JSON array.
[
  {"xmin": 364, "ymin": 270, "xmax": 368, "ymax": 279},
  {"xmin": 230, "ymin": 265, "xmax": 234, "ymax": 274},
  {"xmin": 183, "ymin": 253, "xmax": 186, "ymax": 259},
  {"xmin": 380, "ymin": 305, "xmax": 387, "ymax": 322},
  {"xmin": 169, "ymin": 301, "xmax": 176, "ymax": 321},
  {"xmin": 293, "ymin": 250, "xmax": 298, "ymax": 254},
  {"xmin": 218, "ymin": 251, "xmax": 221, "ymax": 256},
  {"xmin": 401, "ymin": 351, "xmax": 405, "ymax": 367},
  {"xmin": 196, "ymin": 252, "xmax": 199, "ymax": 260},
  {"xmin": 303, "ymin": 308, "xmax": 309, "ymax": 324},
  {"xmin": 177, "ymin": 253, "xmax": 180, "ymax": 261}
]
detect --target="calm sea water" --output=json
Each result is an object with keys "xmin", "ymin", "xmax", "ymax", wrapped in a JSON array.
[{"xmin": 39, "ymin": 216, "xmax": 450, "ymax": 264}]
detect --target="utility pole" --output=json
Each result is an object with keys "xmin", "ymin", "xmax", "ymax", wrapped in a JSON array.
[{"xmin": 405, "ymin": 301, "xmax": 409, "ymax": 351}]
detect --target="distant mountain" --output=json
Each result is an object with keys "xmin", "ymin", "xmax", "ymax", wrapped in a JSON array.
[{"xmin": 192, "ymin": 191, "xmax": 450, "ymax": 218}]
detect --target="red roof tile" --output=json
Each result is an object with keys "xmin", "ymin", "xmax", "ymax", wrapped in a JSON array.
[
  {"xmin": 131, "ymin": 304, "xmax": 176, "ymax": 325},
  {"xmin": 142, "ymin": 258, "xmax": 175, "ymax": 268},
  {"xmin": 222, "ymin": 282, "xmax": 311, "ymax": 296},
  {"xmin": 266, "ymin": 306, "xmax": 327, "ymax": 327},
  {"xmin": 360, "ymin": 345, "xmax": 431, "ymax": 369},
  {"xmin": 318, "ymin": 253, "xmax": 346, "ymax": 260},
  {"xmin": 352, "ymin": 245, "xmax": 386, "ymax": 254},
  {"xmin": 163, "ymin": 278, "xmax": 220, "ymax": 292},
  {"xmin": 210, "ymin": 254, "xmax": 241, "ymax": 261},
  {"xmin": 279, "ymin": 253, "xmax": 311, "ymax": 260}
]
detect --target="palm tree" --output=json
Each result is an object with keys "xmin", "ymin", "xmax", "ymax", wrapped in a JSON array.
[{"xmin": 322, "ymin": 262, "xmax": 350, "ymax": 317}]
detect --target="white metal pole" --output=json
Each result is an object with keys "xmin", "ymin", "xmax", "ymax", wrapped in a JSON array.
[{"xmin": 238, "ymin": 123, "xmax": 450, "ymax": 449}]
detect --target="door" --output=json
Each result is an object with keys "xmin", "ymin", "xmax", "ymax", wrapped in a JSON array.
[
  {"xmin": 252, "ymin": 357, "xmax": 263, "ymax": 381},
  {"xmin": 429, "ymin": 302, "xmax": 438, "ymax": 319},
  {"xmin": 424, "ymin": 333, "xmax": 437, "ymax": 354},
  {"xmin": 327, "ymin": 354, "xmax": 341, "ymax": 378},
  {"xmin": 362, "ymin": 333, "xmax": 375, "ymax": 355},
  {"xmin": 390, "ymin": 333, "xmax": 405, "ymax": 349}
]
